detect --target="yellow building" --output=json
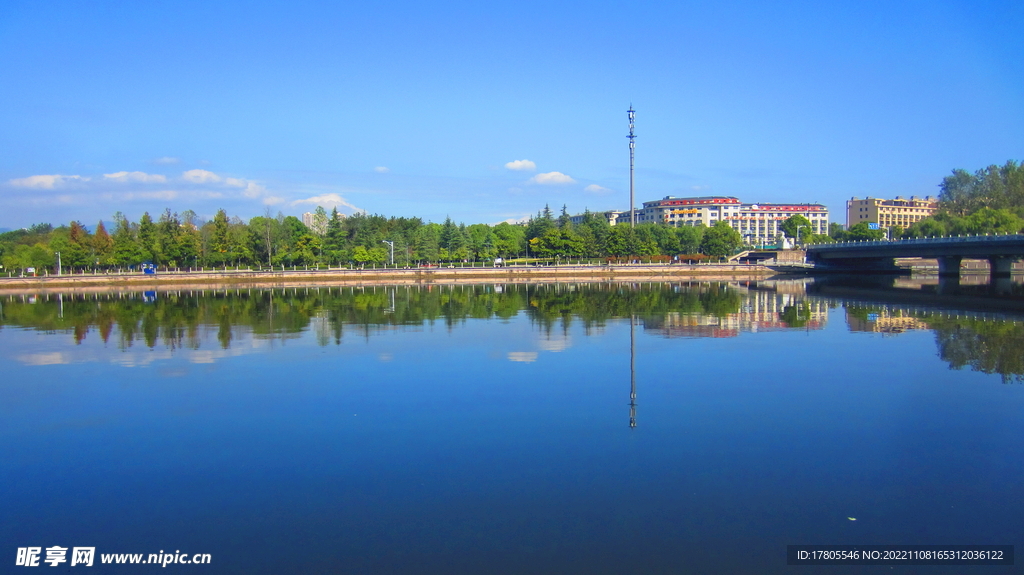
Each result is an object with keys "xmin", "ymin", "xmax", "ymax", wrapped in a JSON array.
[{"xmin": 846, "ymin": 196, "xmax": 938, "ymax": 229}]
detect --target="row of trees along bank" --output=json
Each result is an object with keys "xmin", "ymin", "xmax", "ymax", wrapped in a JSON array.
[{"xmin": 0, "ymin": 205, "xmax": 755, "ymax": 273}]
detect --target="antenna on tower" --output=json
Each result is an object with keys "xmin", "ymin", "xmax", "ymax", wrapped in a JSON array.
[{"xmin": 627, "ymin": 105, "xmax": 636, "ymax": 228}]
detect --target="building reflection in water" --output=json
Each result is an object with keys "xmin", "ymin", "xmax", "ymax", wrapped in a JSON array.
[{"xmin": 642, "ymin": 282, "xmax": 830, "ymax": 338}]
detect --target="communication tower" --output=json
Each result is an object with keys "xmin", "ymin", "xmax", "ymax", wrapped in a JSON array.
[{"xmin": 627, "ymin": 106, "xmax": 636, "ymax": 227}]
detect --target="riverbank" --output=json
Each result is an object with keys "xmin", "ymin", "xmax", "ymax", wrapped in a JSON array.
[{"xmin": 0, "ymin": 264, "xmax": 770, "ymax": 292}]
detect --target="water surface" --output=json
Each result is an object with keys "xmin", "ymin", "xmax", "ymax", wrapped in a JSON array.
[{"xmin": 1, "ymin": 281, "xmax": 1021, "ymax": 573}]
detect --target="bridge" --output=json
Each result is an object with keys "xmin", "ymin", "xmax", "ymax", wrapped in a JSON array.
[{"xmin": 806, "ymin": 234, "xmax": 1024, "ymax": 278}]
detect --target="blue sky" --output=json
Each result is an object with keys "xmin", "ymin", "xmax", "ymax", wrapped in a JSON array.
[{"xmin": 1, "ymin": 0, "xmax": 1021, "ymax": 228}]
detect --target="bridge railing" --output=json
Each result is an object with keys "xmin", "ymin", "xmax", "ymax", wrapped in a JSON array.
[{"xmin": 807, "ymin": 233, "xmax": 1024, "ymax": 251}]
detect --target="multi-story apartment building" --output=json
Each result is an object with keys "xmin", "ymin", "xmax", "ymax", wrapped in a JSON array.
[
  {"xmin": 636, "ymin": 196, "xmax": 829, "ymax": 246},
  {"xmin": 568, "ymin": 210, "xmax": 625, "ymax": 226},
  {"xmin": 845, "ymin": 196, "xmax": 938, "ymax": 229}
]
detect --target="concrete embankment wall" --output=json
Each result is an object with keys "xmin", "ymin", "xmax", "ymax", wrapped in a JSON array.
[{"xmin": 0, "ymin": 264, "xmax": 769, "ymax": 293}]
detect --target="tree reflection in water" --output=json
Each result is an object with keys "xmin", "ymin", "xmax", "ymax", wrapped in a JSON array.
[
  {"xmin": 928, "ymin": 317, "xmax": 1024, "ymax": 383},
  {"xmin": 3, "ymin": 282, "xmax": 1023, "ymax": 383},
  {"xmin": 846, "ymin": 304, "xmax": 1024, "ymax": 383}
]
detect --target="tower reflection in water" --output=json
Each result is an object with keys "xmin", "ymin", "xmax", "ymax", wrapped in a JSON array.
[{"xmin": 629, "ymin": 313, "xmax": 636, "ymax": 429}]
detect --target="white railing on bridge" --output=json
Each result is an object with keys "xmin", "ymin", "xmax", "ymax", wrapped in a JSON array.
[{"xmin": 808, "ymin": 233, "xmax": 1024, "ymax": 250}]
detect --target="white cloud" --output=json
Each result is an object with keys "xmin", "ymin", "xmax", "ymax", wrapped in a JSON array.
[
  {"xmin": 584, "ymin": 184, "xmax": 613, "ymax": 194},
  {"xmin": 181, "ymin": 169, "xmax": 222, "ymax": 184},
  {"xmin": 529, "ymin": 171, "xmax": 575, "ymax": 185},
  {"xmin": 103, "ymin": 171, "xmax": 168, "ymax": 183},
  {"xmin": 507, "ymin": 352, "xmax": 538, "ymax": 363},
  {"xmin": 7, "ymin": 167, "xmax": 281, "ymax": 211},
  {"xmin": 290, "ymin": 193, "xmax": 362, "ymax": 212},
  {"xmin": 538, "ymin": 335, "xmax": 571, "ymax": 352},
  {"xmin": 241, "ymin": 182, "xmax": 266, "ymax": 198},
  {"xmin": 691, "ymin": 185, "xmax": 710, "ymax": 191},
  {"xmin": 505, "ymin": 159, "xmax": 536, "ymax": 171},
  {"xmin": 8, "ymin": 174, "xmax": 87, "ymax": 189},
  {"xmin": 17, "ymin": 352, "xmax": 71, "ymax": 365},
  {"xmin": 153, "ymin": 156, "xmax": 180, "ymax": 165},
  {"xmin": 118, "ymin": 190, "xmax": 180, "ymax": 201},
  {"xmin": 374, "ymin": 166, "xmax": 390, "ymax": 173}
]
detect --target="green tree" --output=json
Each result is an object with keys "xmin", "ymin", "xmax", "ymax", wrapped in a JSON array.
[
  {"xmin": 324, "ymin": 208, "xmax": 345, "ymax": 263},
  {"xmin": 557, "ymin": 204, "xmax": 572, "ymax": 228},
  {"xmin": 939, "ymin": 160, "xmax": 1024, "ymax": 216},
  {"xmin": 958, "ymin": 207, "xmax": 1023, "ymax": 235},
  {"xmin": 699, "ymin": 221, "xmax": 742, "ymax": 256},
  {"xmin": 525, "ymin": 206, "xmax": 555, "ymax": 240},
  {"xmin": 845, "ymin": 222, "xmax": 886, "ymax": 241},
  {"xmin": 312, "ymin": 206, "xmax": 329, "ymax": 237},
  {"xmin": 66, "ymin": 221, "xmax": 91, "ymax": 266},
  {"xmin": 536, "ymin": 228, "xmax": 584, "ymax": 259},
  {"xmin": 828, "ymin": 222, "xmax": 847, "ymax": 240},
  {"xmin": 677, "ymin": 224, "xmax": 705, "ymax": 254},
  {"xmin": 351, "ymin": 245, "xmax": 370, "ymax": 264},
  {"xmin": 93, "ymin": 221, "xmax": 114, "ymax": 265},
  {"xmin": 413, "ymin": 224, "xmax": 441, "ymax": 262},
  {"xmin": 492, "ymin": 222, "xmax": 526, "ymax": 257},
  {"xmin": 156, "ymin": 209, "xmax": 183, "ymax": 265},
  {"xmin": 209, "ymin": 209, "xmax": 231, "ymax": 259},
  {"xmin": 138, "ymin": 212, "xmax": 156, "ymax": 262},
  {"xmin": 111, "ymin": 212, "xmax": 141, "ymax": 266},
  {"xmin": 781, "ymin": 215, "xmax": 813, "ymax": 241}
]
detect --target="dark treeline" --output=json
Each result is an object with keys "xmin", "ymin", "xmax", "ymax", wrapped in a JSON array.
[
  {"xmin": 0, "ymin": 205, "xmax": 749, "ymax": 274},
  {"xmin": 903, "ymin": 160, "xmax": 1024, "ymax": 239},
  {"xmin": 827, "ymin": 159, "xmax": 1024, "ymax": 242},
  {"xmin": 0, "ymin": 283, "xmax": 753, "ymax": 349}
]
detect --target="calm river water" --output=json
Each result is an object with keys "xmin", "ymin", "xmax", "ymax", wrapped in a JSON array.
[{"xmin": 1, "ymin": 279, "xmax": 1021, "ymax": 573}]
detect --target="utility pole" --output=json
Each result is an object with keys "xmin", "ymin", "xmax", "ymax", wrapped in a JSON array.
[
  {"xmin": 628, "ymin": 105, "xmax": 636, "ymax": 228},
  {"xmin": 381, "ymin": 240, "xmax": 395, "ymax": 266}
]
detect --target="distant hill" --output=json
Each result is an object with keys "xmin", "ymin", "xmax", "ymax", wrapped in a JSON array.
[{"xmin": 82, "ymin": 221, "xmax": 117, "ymax": 233}]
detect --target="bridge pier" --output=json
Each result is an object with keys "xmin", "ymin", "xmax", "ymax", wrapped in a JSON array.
[
  {"xmin": 988, "ymin": 256, "xmax": 1016, "ymax": 278},
  {"xmin": 989, "ymin": 256, "xmax": 1017, "ymax": 295},
  {"xmin": 937, "ymin": 275, "xmax": 961, "ymax": 295},
  {"xmin": 937, "ymin": 256, "xmax": 962, "ymax": 277}
]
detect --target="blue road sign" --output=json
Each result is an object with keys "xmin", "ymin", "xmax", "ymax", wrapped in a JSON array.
[{"xmin": 868, "ymin": 223, "xmax": 879, "ymax": 230}]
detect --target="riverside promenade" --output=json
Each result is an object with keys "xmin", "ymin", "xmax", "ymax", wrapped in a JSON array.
[{"xmin": 0, "ymin": 263, "xmax": 769, "ymax": 292}]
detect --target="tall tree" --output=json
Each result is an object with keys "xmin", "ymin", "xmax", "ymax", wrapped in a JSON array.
[
  {"xmin": 558, "ymin": 204, "xmax": 572, "ymax": 228},
  {"xmin": 111, "ymin": 212, "xmax": 140, "ymax": 266},
  {"xmin": 93, "ymin": 221, "xmax": 114, "ymax": 265},
  {"xmin": 138, "ymin": 212, "xmax": 157, "ymax": 262},
  {"xmin": 210, "ymin": 209, "xmax": 231, "ymax": 262}
]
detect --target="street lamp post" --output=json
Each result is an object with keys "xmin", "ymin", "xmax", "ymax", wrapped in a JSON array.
[
  {"xmin": 381, "ymin": 240, "xmax": 395, "ymax": 266},
  {"xmin": 55, "ymin": 251, "xmax": 62, "ymax": 276}
]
